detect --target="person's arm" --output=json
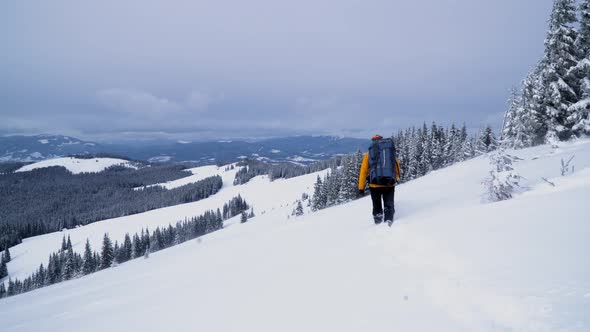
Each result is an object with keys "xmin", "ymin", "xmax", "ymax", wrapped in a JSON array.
[{"xmin": 358, "ymin": 153, "xmax": 369, "ymax": 190}]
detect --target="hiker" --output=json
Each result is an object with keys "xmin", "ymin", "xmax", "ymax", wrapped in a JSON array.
[{"xmin": 358, "ymin": 135, "xmax": 401, "ymax": 225}]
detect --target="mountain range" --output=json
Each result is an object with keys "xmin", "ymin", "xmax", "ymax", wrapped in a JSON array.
[{"xmin": 0, "ymin": 134, "xmax": 369, "ymax": 165}]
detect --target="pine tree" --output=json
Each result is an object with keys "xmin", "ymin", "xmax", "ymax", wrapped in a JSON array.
[
  {"xmin": 579, "ymin": 0, "xmax": 590, "ymax": 58},
  {"xmin": 0, "ymin": 260, "xmax": 7, "ymax": 279},
  {"xmin": 311, "ymin": 175, "xmax": 325, "ymax": 211},
  {"xmin": 100, "ymin": 233, "xmax": 114, "ymax": 270},
  {"xmin": 82, "ymin": 239, "xmax": 94, "ymax": 275},
  {"xmin": 502, "ymin": 86, "xmax": 520, "ymax": 145},
  {"xmin": 122, "ymin": 233, "xmax": 132, "ymax": 263},
  {"xmin": 2, "ymin": 246, "xmax": 10, "ymax": 263},
  {"xmin": 294, "ymin": 200, "xmax": 304, "ymax": 216},
  {"xmin": 541, "ymin": 0, "xmax": 579, "ymax": 141},
  {"xmin": 483, "ymin": 147, "xmax": 523, "ymax": 202},
  {"xmin": 61, "ymin": 235, "xmax": 67, "ymax": 252},
  {"xmin": 240, "ymin": 211, "xmax": 248, "ymax": 223},
  {"xmin": 66, "ymin": 235, "xmax": 72, "ymax": 250},
  {"xmin": 0, "ymin": 283, "xmax": 6, "ymax": 298},
  {"xmin": 63, "ymin": 246, "xmax": 75, "ymax": 280},
  {"xmin": 569, "ymin": 0, "xmax": 590, "ymax": 136},
  {"xmin": 476, "ymin": 126, "xmax": 498, "ymax": 154},
  {"xmin": 514, "ymin": 72, "xmax": 541, "ymax": 147}
]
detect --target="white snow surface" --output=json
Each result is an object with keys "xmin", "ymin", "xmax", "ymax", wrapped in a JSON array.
[
  {"xmin": 135, "ymin": 165, "xmax": 233, "ymax": 190},
  {"xmin": 15, "ymin": 157, "xmax": 136, "ymax": 174},
  {"xmin": 2, "ymin": 140, "xmax": 590, "ymax": 331}
]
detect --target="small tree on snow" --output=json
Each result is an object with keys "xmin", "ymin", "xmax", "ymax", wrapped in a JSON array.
[
  {"xmin": 240, "ymin": 211, "xmax": 248, "ymax": 223},
  {"xmin": 483, "ymin": 147, "xmax": 523, "ymax": 202},
  {"xmin": 292, "ymin": 201, "xmax": 304, "ymax": 216}
]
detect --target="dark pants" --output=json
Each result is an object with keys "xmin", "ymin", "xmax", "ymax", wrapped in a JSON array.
[{"xmin": 370, "ymin": 187, "xmax": 395, "ymax": 223}]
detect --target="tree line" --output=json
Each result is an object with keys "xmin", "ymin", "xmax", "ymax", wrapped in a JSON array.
[
  {"xmin": 502, "ymin": 0, "xmax": 590, "ymax": 147},
  {"xmin": 311, "ymin": 122, "xmax": 498, "ymax": 211},
  {"xmin": 233, "ymin": 156, "xmax": 345, "ymax": 185},
  {"xmin": 0, "ymin": 196, "xmax": 252, "ymax": 300},
  {"xmin": 0, "ymin": 164, "xmax": 223, "ymax": 248}
]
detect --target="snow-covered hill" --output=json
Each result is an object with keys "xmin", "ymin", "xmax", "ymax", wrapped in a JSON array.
[
  {"xmin": 2, "ymin": 140, "xmax": 590, "ymax": 331},
  {"xmin": 15, "ymin": 157, "xmax": 137, "ymax": 174}
]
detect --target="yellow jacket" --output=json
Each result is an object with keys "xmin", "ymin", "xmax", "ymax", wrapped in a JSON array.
[{"xmin": 358, "ymin": 152, "xmax": 401, "ymax": 190}]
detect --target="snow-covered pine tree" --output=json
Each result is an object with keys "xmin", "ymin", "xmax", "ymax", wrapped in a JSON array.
[
  {"xmin": 419, "ymin": 123, "xmax": 432, "ymax": 175},
  {"xmin": 338, "ymin": 154, "xmax": 360, "ymax": 202},
  {"xmin": 429, "ymin": 123, "xmax": 443, "ymax": 168},
  {"xmin": 82, "ymin": 239, "xmax": 94, "ymax": 275},
  {"xmin": 62, "ymin": 246, "xmax": 75, "ymax": 280},
  {"xmin": 2, "ymin": 246, "xmax": 10, "ymax": 263},
  {"xmin": 0, "ymin": 283, "xmax": 6, "ymax": 298},
  {"xmin": 294, "ymin": 200, "xmax": 304, "ymax": 216},
  {"xmin": 541, "ymin": 0, "xmax": 579, "ymax": 141},
  {"xmin": 0, "ymin": 259, "xmax": 7, "ymax": 279},
  {"xmin": 122, "ymin": 233, "xmax": 132, "ymax": 263},
  {"xmin": 311, "ymin": 175, "xmax": 325, "ymax": 211},
  {"xmin": 476, "ymin": 126, "xmax": 498, "ymax": 154},
  {"xmin": 483, "ymin": 146, "xmax": 523, "ymax": 202},
  {"xmin": 240, "ymin": 211, "xmax": 248, "ymax": 223},
  {"xmin": 502, "ymin": 86, "xmax": 520, "ymax": 145},
  {"xmin": 100, "ymin": 233, "xmax": 114, "ymax": 270},
  {"xmin": 61, "ymin": 235, "xmax": 67, "ymax": 252},
  {"xmin": 568, "ymin": 0, "xmax": 590, "ymax": 136}
]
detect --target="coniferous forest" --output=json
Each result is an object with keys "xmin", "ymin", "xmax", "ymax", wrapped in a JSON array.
[
  {"xmin": 0, "ymin": 164, "xmax": 223, "ymax": 248},
  {"xmin": 502, "ymin": 0, "xmax": 590, "ymax": 147},
  {"xmin": 310, "ymin": 122, "xmax": 498, "ymax": 212},
  {"xmin": 0, "ymin": 195, "xmax": 252, "ymax": 299}
]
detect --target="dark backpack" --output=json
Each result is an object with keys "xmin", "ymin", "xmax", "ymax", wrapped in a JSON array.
[{"xmin": 368, "ymin": 138, "xmax": 397, "ymax": 186}]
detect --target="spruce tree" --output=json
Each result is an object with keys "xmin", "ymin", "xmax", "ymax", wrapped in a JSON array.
[
  {"xmin": 569, "ymin": 0, "xmax": 590, "ymax": 136},
  {"xmin": 541, "ymin": 0, "xmax": 579, "ymax": 141},
  {"xmin": 240, "ymin": 211, "xmax": 248, "ymax": 223},
  {"xmin": 0, "ymin": 282, "xmax": 5, "ymax": 298},
  {"xmin": 476, "ymin": 126, "xmax": 498, "ymax": 154},
  {"xmin": 61, "ymin": 235, "xmax": 68, "ymax": 252},
  {"xmin": 515, "ymin": 71, "xmax": 541, "ymax": 147},
  {"xmin": 311, "ymin": 176, "xmax": 325, "ymax": 211},
  {"xmin": 122, "ymin": 234, "xmax": 133, "ymax": 263},
  {"xmin": 2, "ymin": 246, "xmax": 10, "ymax": 263},
  {"xmin": 294, "ymin": 200, "xmax": 304, "ymax": 216},
  {"xmin": 63, "ymin": 247, "xmax": 75, "ymax": 280},
  {"xmin": 502, "ymin": 86, "xmax": 520, "ymax": 145},
  {"xmin": 0, "ymin": 260, "xmax": 7, "ymax": 279},
  {"xmin": 82, "ymin": 239, "xmax": 94, "ymax": 275},
  {"xmin": 100, "ymin": 233, "xmax": 114, "ymax": 270},
  {"xmin": 578, "ymin": 0, "xmax": 590, "ymax": 59}
]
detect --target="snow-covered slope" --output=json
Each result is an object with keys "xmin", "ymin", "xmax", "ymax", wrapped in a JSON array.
[
  {"xmin": 5, "ymin": 163, "xmax": 320, "ymax": 281},
  {"xmin": 15, "ymin": 157, "xmax": 137, "ymax": 174},
  {"xmin": 135, "ymin": 165, "xmax": 226, "ymax": 190},
  {"xmin": 2, "ymin": 141, "xmax": 590, "ymax": 332}
]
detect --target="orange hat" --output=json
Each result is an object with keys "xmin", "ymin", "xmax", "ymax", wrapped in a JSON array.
[{"xmin": 371, "ymin": 135, "xmax": 383, "ymax": 141}]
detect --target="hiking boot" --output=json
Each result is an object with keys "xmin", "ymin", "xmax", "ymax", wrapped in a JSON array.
[{"xmin": 373, "ymin": 213, "xmax": 383, "ymax": 224}]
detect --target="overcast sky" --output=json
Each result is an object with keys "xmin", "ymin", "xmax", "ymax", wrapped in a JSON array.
[{"xmin": 1, "ymin": 0, "xmax": 553, "ymax": 142}]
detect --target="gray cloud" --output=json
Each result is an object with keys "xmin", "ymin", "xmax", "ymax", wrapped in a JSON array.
[{"xmin": 0, "ymin": 0, "xmax": 554, "ymax": 141}]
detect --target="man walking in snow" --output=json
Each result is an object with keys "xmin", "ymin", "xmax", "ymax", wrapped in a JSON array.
[{"xmin": 358, "ymin": 135, "xmax": 401, "ymax": 225}]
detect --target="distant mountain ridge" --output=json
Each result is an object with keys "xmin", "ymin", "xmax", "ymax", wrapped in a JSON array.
[{"xmin": 0, "ymin": 135, "xmax": 369, "ymax": 165}]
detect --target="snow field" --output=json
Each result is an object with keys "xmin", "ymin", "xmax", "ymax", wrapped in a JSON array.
[
  {"xmin": 2, "ymin": 140, "xmax": 590, "ymax": 331},
  {"xmin": 15, "ymin": 157, "xmax": 137, "ymax": 174}
]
